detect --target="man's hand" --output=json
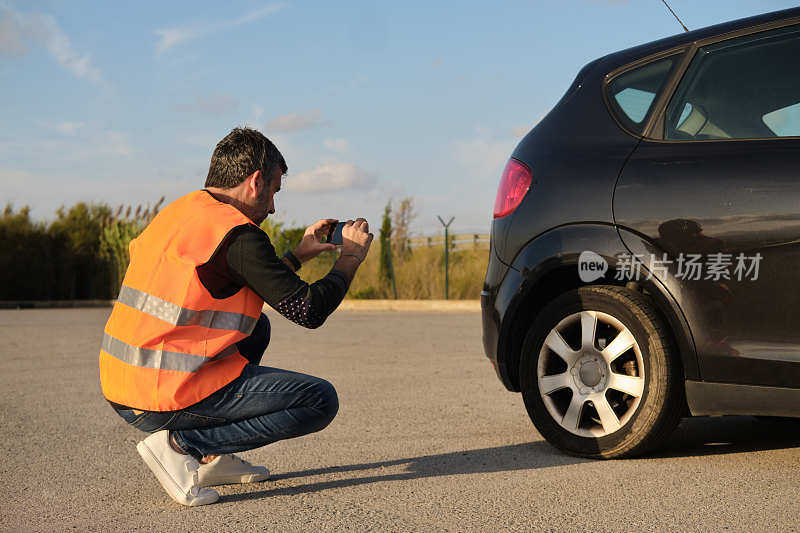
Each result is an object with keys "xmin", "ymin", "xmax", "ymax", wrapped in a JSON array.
[
  {"xmin": 292, "ymin": 219, "xmax": 338, "ymax": 263},
  {"xmin": 333, "ymin": 218, "xmax": 373, "ymax": 279},
  {"xmin": 341, "ymin": 218, "xmax": 373, "ymax": 261}
]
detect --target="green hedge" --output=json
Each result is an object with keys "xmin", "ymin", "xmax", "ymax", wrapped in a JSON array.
[{"xmin": 0, "ymin": 202, "xmax": 156, "ymax": 300}]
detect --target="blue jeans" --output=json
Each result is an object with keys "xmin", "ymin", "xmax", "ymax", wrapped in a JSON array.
[{"xmin": 112, "ymin": 314, "xmax": 339, "ymax": 460}]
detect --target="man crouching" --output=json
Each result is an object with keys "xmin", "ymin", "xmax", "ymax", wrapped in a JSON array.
[{"xmin": 99, "ymin": 127, "xmax": 372, "ymax": 505}]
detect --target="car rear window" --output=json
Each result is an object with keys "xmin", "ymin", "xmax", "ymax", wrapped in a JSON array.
[
  {"xmin": 607, "ymin": 56, "xmax": 676, "ymax": 135},
  {"xmin": 665, "ymin": 24, "xmax": 800, "ymax": 140}
]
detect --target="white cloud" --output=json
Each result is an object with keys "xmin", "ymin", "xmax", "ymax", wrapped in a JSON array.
[
  {"xmin": 55, "ymin": 121, "xmax": 85, "ymax": 135},
  {"xmin": 100, "ymin": 131, "xmax": 134, "ymax": 157},
  {"xmin": 37, "ymin": 121, "xmax": 86, "ymax": 136},
  {"xmin": 451, "ymin": 137, "xmax": 517, "ymax": 179},
  {"xmin": 38, "ymin": 17, "xmax": 102, "ymax": 83},
  {"xmin": 0, "ymin": 127, "xmax": 134, "ymax": 162},
  {"xmin": 154, "ymin": 27, "xmax": 194, "ymax": 55},
  {"xmin": 233, "ymin": 4, "xmax": 286, "ymax": 24},
  {"xmin": 323, "ymin": 138, "xmax": 350, "ymax": 153},
  {"xmin": 268, "ymin": 134, "xmax": 307, "ymax": 171},
  {"xmin": 174, "ymin": 92, "xmax": 239, "ymax": 115},
  {"xmin": 285, "ymin": 163, "xmax": 375, "ymax": 193},
  {"xmin": 155, "ymin": 3, "xmax": 286, "ymax": 54},
  {"xmin": 0, "ymin": 5, "xmax": 103, "ymax": 84},
  {"xmin": 265, "ymin": 110, "xmax": 327, "ymax": 133}
]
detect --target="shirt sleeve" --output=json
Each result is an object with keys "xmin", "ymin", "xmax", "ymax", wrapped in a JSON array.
[{"xmin": 224, "ymin": 226, "xmax": 349, "ymax": 328}]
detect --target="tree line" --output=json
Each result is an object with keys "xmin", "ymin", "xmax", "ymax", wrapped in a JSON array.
[
  {"xmin": 0, "ymin": 197, "xmax": 487, "ymax": 301},
  {"xmin": 0, "ymin": 201, "xmax": 161, "ymax": 300}
]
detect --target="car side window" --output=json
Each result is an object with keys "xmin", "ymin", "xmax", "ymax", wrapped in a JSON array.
[
  {"xmin": 665, "ymin": 24, "xmax": 800, "ymax": 140},
  {"xmin": 762, "ymin": 102, "xmax": 800, "ymax": 136},
  {"xmin": 607, "ymin": 56, "xmax": 676, "ymax": 134}
]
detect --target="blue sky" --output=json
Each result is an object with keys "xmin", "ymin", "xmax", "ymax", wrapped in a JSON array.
[{"xmin": 1, "ymin": 0, "xmax": 797, "ymax": 234}]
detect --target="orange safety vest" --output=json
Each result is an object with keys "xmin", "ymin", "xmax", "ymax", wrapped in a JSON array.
[{"xmin": 99, "ymin": 190, "xmax": 265, "ymax": 411}]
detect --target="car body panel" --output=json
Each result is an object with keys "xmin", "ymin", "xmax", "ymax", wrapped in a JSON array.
[
  {"xmin": 615, "ymin": 138, "xmax": 800, "ymax": 388},
  {"xmin": 686, "ymin": 380, "xmax": 800, "ymax": 417}
]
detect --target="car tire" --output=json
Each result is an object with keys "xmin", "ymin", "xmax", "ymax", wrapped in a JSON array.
[{"xmin": 520, "ymin": 285, "xmax": 684, "ymax": 459}]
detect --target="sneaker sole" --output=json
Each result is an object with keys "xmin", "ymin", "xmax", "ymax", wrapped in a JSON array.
[
  {"xmin": 136, "ymin": 441, "xmax": 219, "ymax": 506},
  {"xmin": 200, "ymin": 470, "xmax": 270, "ymax": 487}
]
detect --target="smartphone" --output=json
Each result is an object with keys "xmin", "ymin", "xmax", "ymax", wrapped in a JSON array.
[{"xmin": 326, "ymin": 221, "xmax": 346, "ymax": 245}]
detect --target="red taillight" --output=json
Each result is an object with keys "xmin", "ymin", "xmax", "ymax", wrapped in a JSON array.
[{"xmin": 493, "ymin": 158, "xmax": 532, "ymax": 218}]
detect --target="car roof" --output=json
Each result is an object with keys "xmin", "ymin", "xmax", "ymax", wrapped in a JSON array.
[{"xmin": 599, "ymin": 6, "xmax": 800, "ymax": 70}]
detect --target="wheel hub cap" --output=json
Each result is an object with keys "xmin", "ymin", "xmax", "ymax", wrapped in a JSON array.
[
  {"xmin": 571, "ymin": 354, "xmax": 607, "ymax": 393},
  {"xmin": 579, "ymin": 359, "xmax": 602, "ymax": 387}
]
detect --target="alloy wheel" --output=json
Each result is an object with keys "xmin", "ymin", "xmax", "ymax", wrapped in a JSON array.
[{"xmin": 537, "ymin": 310, "xmax": 645, "ymax": 438}]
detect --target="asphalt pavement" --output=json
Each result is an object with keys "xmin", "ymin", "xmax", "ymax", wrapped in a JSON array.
[{"xmin": 1, "ymin": 308, "xmax": 798, "ymax": 532}]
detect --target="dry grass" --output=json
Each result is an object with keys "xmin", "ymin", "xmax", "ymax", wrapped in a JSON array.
[{"xmin": 299, "ymin": 245, "xmax": 489, "ymax": 300}]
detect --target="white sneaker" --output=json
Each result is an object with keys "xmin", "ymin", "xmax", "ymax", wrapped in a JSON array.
[
  {"xmin": 136, "ymin": 430, "xmax": 219, "ymax": 506},
  {"xmin": 197, "ymin": 454, "xmax": 270, "ymax": 486}
]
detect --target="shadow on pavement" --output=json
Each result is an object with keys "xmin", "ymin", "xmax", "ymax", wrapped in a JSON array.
[
  {"xmin": 652, "ymin": 415, "xmax": 800, "ymax": 458},
  {"xmin": 221, "ymin": 441, "xmax": 586, "ymax": 503},
  {"xmin": 221, "ymin": 416, "xmax": 800, "ymax": 503}
]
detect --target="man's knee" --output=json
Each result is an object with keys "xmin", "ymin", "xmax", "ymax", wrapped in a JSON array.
[{"xmin": 312, "ymin": 378, "xmax": 339, "ymax": 427}]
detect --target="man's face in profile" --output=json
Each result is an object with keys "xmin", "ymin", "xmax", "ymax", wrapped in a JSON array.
[{"xmin": 253, "ymin": 166, "xmax": 283, "ymax": 224}]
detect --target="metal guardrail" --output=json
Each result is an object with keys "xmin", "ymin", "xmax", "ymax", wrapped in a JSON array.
[{"xmin": 406, "ymin": 233, "xmax": 490, "ymax": 251}]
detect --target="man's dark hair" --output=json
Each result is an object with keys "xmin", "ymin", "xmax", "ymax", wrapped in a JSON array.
[{"xmin": 205, "ymin": 127, "xmax": 287, "ymax": 189}]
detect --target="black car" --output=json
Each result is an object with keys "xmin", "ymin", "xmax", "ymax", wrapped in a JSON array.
[{"xmin": 482, "ymin": 7, "xmax": 800, "ymax": 458}]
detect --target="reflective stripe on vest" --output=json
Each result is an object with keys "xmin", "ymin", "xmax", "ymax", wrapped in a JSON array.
[
  {"xmin": 117, "ymin": 285, "xmax": 258, "ymax": 335},
  {"xmin": 101, "ymin": 334, "xmax": 237, "ymax": 372}
]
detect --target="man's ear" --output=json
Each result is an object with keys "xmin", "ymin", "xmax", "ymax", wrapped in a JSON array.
[{"xmin": 246, "ymin": 170, "xmax": 262, "ymax": 198}]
